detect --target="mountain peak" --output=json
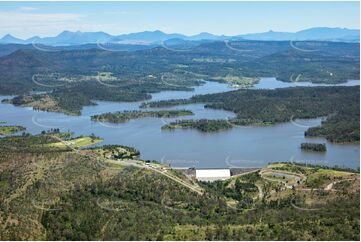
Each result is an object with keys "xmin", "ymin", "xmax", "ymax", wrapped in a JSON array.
[
  {"xmin": 57, "ymin": 30, "xmax": 74, "ymax": 36},
  {"xmin": 0, "ymin": 34, "xmax": 24, "ymax": 43},
  {"xmin": 2, "ymin": 34, "xmax": 18, "ymax": 39},
  {"xmin": 3, "ymin": 34, "xmax": 14, "ymax": 38}
]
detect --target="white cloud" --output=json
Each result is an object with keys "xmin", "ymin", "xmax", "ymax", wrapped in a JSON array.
[
  {"xmin": 0, "ymin": 11, "xmax": 84, "ymax": 38},
  {"xmin": 19, "ymin": 7, "xmax": 38, "ymax": 11},
  {"xmin": 103, "ymin": 10, "xmax": 141, "ymax": 15},
  {"xmin": 0, "ymin": 9, "xmax": 152, "ymax": 38}
]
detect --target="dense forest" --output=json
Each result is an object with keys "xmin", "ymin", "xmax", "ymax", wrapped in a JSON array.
[
  {"xmin": 2, "ymin": 81, "xmax": 154, "ymax": 115},
  {"xmin": 141, "ymin": 86, "xmax": 359, "ymax": 143},
  {"xmin": 304, "ymin": 107, "xmax": 360, "ymax": 143},
  {"xmin": 0, "ymin": 133, "xmax": 359, "ymax": 240},
  {"xmin": 191, "ymin": 86, "xmax": 360, "ymax": 143},
  {"xmin": 0, "ymin": 40, "xmax": 359, "ymax": 96},
  {"xmin": 1, "ymin": 39, "xmax": 359, "ymax": 118}
]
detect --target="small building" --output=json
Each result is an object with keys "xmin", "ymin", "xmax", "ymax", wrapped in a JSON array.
[{"xmin": 195, "ymin": 169, "xmax": 231, "ymax": 182}]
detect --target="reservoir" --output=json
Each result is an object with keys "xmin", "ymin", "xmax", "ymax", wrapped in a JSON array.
[{"xmin": 0, "ymin": 77, "xmax": 359, "ymax": 169}]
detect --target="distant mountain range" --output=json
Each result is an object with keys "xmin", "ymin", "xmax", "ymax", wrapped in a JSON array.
[{"xmin": 0, "ymin": 27, "xmax": 359, "ymax": 46}]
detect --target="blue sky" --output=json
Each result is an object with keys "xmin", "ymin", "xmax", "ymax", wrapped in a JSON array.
[{"xmin": 0, "ymin": 1, "xmax": 359, "ymax": 38}]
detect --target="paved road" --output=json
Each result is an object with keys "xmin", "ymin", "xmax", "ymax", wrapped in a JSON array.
[
  {"xmin": 231, "ymin": 169, "xmax": 261, "ymax": 178},
  {"xmin": 260, "ymin": 169, "xmax": 305, "ymax": 189},
  {"xmin": 50, "ymin": 135, "xmax": 204, "ymax": 195},
  {"xmin": 52, "ymin": 135, "xmax": 360, "ymax": 209}
]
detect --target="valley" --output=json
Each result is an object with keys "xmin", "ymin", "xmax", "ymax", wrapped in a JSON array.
[{"xmin": 0, "ymin": 13, "xmax": 359, "ymax": 240}]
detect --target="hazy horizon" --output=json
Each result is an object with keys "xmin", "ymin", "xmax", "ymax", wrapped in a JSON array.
[
  {"xmin": 0, "ymin": 1, "xmax": 359, "ymax": 39},
  {"xmin": 2, "ymin": 26, "xmax": 360, "ymax": 40}
]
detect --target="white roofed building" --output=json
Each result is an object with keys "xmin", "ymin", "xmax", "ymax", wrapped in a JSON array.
[{"xmin": 195, "ymin": 169, "xmax": 231, "ymax": 182}]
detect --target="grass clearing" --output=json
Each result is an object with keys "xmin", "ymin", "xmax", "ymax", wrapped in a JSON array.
[
  {"xmin": 47, "ymin": 137, "xmax": 103, "ymax": 148},
  {"xmin": 211, "ymin": 75, "xmax": 259, "ymax": 88},
  {"xmin": 305, "ymin": 168, "xmax": 358, "ymax": 189},
  {"xmin": 316, "ymin": 168, "xmax": 353, "ymax": 176}
]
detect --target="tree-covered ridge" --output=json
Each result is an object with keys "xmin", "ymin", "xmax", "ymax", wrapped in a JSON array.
[
  {"xmin": 2, "ymin": 81, "xmax": 154, "ymax": 115},
  {"xmin": 191, "ymin": 86, "xmax": 359, "ymax": 143},
  {"xmin": 91, "ymin": 110, "xmax": 193, "ymax": 123},
  {"xmin": 162, "ymin": 119, "xmax": 233, "ymax": 132},
  {"xmin": 0, "ymin": 133, "xmax": 359, "ymax": 240},
  {"xmin": 0, "ymin": 40, "xmax": 359, "ymax": 96},
  {"xmin": 2, "ymin": 93, "xmax": 95, "ymax": 116},
  {"xmin": 305, "ymin": 108, "xmax": 360, "ymax": 143},
  {"xmin": 1, "ymin": 40, "xmax": 359, "ymax": 117}
]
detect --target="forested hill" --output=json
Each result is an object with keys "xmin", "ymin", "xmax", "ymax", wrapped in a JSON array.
[
  {"xmin": 0, "ymin": 40, "xmax": 359, "ymax": 95},
  {"xmin": 0, "ymin": 133, "xmax": 359, "ymax": 240},
  {"xmin": 191, "ymin": 86, "xmax": 360, "ymax": 143}
]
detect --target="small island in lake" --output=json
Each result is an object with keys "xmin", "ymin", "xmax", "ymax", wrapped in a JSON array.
[
  {"xmin": 91, "ymin": 110, "xmax": 193, "ymax": 123},
  {"xmin": 161, "ymin": 119, "xmax": 233, "ymax": 132},
  {"xmin": 140, "ymin": 99, "xmax": 192, "ymax": 108},
  {"xmin": 301, "ymin": 143, "xmax": 327, "ymax": 152}
]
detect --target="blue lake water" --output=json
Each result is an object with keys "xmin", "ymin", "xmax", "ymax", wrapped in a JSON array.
[
  {"xmin": 252, "ymin": 77, "xmax": 360, "ymax": 89},
  {"xmin": 0, "ymin": 77, "xmax": 359, "ymax": 169}
]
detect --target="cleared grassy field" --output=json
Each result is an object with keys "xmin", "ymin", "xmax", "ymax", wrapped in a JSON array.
[
  {"xmin": 305, "ymin": 168, "xmax": 357, "ymax": 188},
  {"xmin": 211, "ymin": 75, "xmax": 259, "ymax": 88},
  {"xmin": 47, "ymin": 137, "xmax": 103, "ymax": 148},
  {"xmin": 316, "ymin": 168, "xmax": 354, "ymax": 176}
]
